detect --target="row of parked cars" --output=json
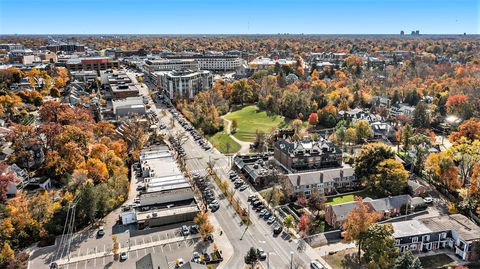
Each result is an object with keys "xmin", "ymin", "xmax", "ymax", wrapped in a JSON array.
[
  {"xmin": 248, "ymin": 195, "xmax": 283, "ymax": 235},
  {"xmin": 193, "ymin": 173, "xmax": 220, "ymax": 212},
  {"xmin": 229, "ymin": 171, "xmax": 248, "ymax": 191}
]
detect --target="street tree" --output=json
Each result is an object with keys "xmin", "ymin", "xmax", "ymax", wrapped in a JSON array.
[
  {"xmin": 283, "ymin": 214, "xmax": 294, "ymax": 229},
  {"xmin": 244, "ymin": 247, "xmax": 259, "ymax": 266},
  {"xmin": 199, "ymin": 221, "xmax": 215, "ymax": 240},
  {"xmin": 362, "ymin": 224, "xmax": 399, "ymax": 269},
  {"xmin": 343, "ymin": 197, "xmax": 381, "ymax": 265}
]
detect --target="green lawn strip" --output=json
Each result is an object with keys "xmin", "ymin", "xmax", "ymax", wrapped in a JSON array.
[
  {"xmin": 206, "ymin": 132, "xmax": 241, "ymax": 154},
  {"xmin": 326, "ymin": 194, "xmax": 356, "ymax": 205},
  {"xmin": 419, "ymin": 254, "xmax": 456, "ymax": 269},
  {"xmin": 225, "ymin": 105, "xmax": 286, "ymax": 142}
]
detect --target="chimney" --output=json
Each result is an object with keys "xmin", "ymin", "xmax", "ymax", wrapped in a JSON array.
[{"xmin": 297, "ymin": 176, "xmax": 301, "ymax": 186}]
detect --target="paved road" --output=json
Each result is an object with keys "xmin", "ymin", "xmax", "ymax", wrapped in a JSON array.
[{"xmin": 147, "ymin": 90, "xmax": 316, "ymax": 269}]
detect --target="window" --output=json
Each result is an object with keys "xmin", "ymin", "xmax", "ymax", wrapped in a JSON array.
[
  {"xmin": 410, "ymin": 244, "xmax": 417, "ymax": 250},
  {"xmin": 396, "ymin": 239, "xmax": 401, "ymax": 245},
  {"xmin": 412, "ymin": 237, "xmax": 418, "ymax": 243},
  {"xmin": 422, "ymin": 235, "xmax": 430, "ymax": 242},
  {"xmin": 440, "ymin": 232, "xmax": 447, "ymax": 239}
]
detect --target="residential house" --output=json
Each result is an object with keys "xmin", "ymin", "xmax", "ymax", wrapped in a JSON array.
[
  {"xmin": 286, "ymin": 166, "xmax": 357, "ymax": 196},
  {"xmin": 408, "ymin": 180, "xmax": 428, "ymax": 196},
  {"xmin": 392, "ymin": 214, "xmax": 480, "ymax": 261},
  {"xmin": 325, "ymin": 195, "xmax": 424, "ymax": 228}
]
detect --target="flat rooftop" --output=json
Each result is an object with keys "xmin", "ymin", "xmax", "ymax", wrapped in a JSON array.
[
  {"xmin": 392, "ymin": 220, "xmax": 432, "ymax": 238},
  {"xmin": 136, "ymin": 204, "xmax": 199, "ymax": 222}
]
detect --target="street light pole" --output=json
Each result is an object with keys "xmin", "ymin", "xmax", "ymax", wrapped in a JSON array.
[
  {"xmin": 267, "ymin": 252, "xmax": 270, "ymax": 269},
  {"xmin": 290, "ymin": 251, "xmax": 294, "ymax": 269}
]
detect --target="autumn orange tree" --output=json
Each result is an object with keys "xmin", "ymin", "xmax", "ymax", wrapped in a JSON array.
[
  {"xmin": 425, "ymin": 152, "xmax": 461, "ymax": 191},
  {"xmin": 342, "ymin": 197, "xmax": 381, "ymax": 265}
]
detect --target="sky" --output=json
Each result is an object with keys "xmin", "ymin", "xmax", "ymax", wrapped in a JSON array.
[{"xmin": 0, "ymin": 0, "xmax": 479, "ymax": 35}]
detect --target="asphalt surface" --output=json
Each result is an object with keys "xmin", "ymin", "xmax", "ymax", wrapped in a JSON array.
[{"xmin": 146, "ymin": 85, "xmax": 313, "ymax": 269}]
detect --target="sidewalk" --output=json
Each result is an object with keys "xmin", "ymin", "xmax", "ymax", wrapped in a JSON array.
[
  {"xmin": 304, "ymin": 244, "xmax": 333, "ymax": 269},
  {"xmin": 222, "ymin": 117, "xmax": 251, "ymax": 154},
  {"xmin": 210, "ymin": 214, "xmax": 235, "ymax": 269},
  {"xmin": 55, "ymin": 234, "xmax": 201, "ymax": 266}
]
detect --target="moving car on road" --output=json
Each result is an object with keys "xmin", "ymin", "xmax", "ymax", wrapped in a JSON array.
[{"xmin": 120, "ymin": 252, "xmax": 128, "ymax": 261}]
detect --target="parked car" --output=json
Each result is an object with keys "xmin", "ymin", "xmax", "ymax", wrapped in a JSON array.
[
  {"xmin": 97, "ymin": 226, "xmax": 105, "ymax": 237},
  {"xmin": 190, "ymin": 225, "xmax": 199, "ymax": 234},
  {"xmin": 423, "ymin": 197, "xmax": 433, "ymax": 204},
  {"xmin": 175, "ymin": 258, "xmax": 185, "ymax": 268},
  {"xmin": 120, "ymin": 252, "xmax": 128, "ymax": 261},
  {"xmin": 267, "ymin": 216, "xmax": 276, "ymax": 224},
  {"xmin": 239, "ymin": 185, "xmax": 248, "ymax": 191},
  {"xmin": 273, "ymin": 225, "xmax": 283, "ymax": 235},
  {"xmin": 192, "ymin": 252, "xmax": 201, "ymax": 263},
  {"xmin": 259, "ymin": 209, "xmax": 267, "ymax": 216},
  {"xmin": 182, "ymin": 225, "xmax": 190, "ymax": 236},
  {"xmin": 310, "ymin": 260, "xmax": 324, "ymax": 269},
  {"xmin": 263, "ymin": 212, "xmax": 272, "ymax": 220},
  {"xmin": 257, "ymin": 248, "xmax": 267, "ymax": 260},
  {"xmin": 247, "ymin": 195, "xmax": 256, "ymax": 201},
  {"xmin": 203, "ymin": 252, "xmax": 211, "ymax": 263}
]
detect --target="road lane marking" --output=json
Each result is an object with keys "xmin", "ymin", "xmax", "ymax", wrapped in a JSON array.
[{"xmin": 152, "ymin": 246, "xmax": 155, "ymax": 254}]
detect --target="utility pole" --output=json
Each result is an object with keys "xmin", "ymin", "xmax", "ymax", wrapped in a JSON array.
[{"xmin": 290, "ymin": 251, "xmax": 294, "ymax": 269}]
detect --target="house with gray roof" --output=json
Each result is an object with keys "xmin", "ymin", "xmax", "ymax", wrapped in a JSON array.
[
  {"xmin": 286, "ymin": 166, "xmax": 357, "ymax": 196},
  {"xmin": 325, "ymin": 194, "xmax": 423, "ymax": 228}
]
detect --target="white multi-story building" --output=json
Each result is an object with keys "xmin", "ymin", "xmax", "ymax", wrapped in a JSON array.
[
  {"xmin": 143, "ymin": 59, "xmax": 199, "ymax": 74},
  {"xmin": 165, "ymin": 54, "xmax": 243, "ymax": 72},
  {"xmin": 155, "ymin": 70, "xmax": 213, "ymax": 100}
]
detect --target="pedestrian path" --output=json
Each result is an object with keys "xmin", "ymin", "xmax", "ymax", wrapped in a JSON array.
[
  {"xmin": 56, "ymin": 234, "xmax": 201, "ymax": 266},
  {"xmin": 222, "ymin": 117, "xmax": 252, "ymax": 154}
]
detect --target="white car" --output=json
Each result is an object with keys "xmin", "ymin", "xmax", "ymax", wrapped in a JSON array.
[
  {"xmin": 120, "ymin": 252, "xmax": 128, "ymax": 261},
  {"xmin": 310, "ymin": 260, "xmax": 324, "ymax": 269},
  {"xmin": 423, "ymin": 197, "xmax": 433, "ymax": 204}
]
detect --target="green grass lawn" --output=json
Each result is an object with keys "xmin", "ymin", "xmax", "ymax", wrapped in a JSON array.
[
  {"xmin": 207, "ymin": 132, "xmax": 241, "ymax": 154},
  {"xmin": 326, "ymin": 194, "xmax": 356, "ymax": 205},
  {"xmin": 419, "ymin": 254, "xmax": 455, "ymax": 269},
  {"xmin": 225, "ymin": 105, "xmax": 287, "ymax": 142}
]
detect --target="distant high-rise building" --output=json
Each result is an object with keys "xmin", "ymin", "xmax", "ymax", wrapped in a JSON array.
[
  {"xmin": 400, "ymin": 30, "xmax": 405, "ymax": 36},
  {"xmin": 415, "ymin": 30, "xmax": 420, "ymax": 35}
]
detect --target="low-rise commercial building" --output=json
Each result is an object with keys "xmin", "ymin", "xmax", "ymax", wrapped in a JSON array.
[
  {"xmin": 65, "ymin": 57, "xmax": 119, "ymax": 74},
  {"xmin": 112, "ymin": 96, "xmax": 146, "ymax": 118},
  {"xmin": 136, "ymin": 146, "xmax": 200, "ymax": 229}
]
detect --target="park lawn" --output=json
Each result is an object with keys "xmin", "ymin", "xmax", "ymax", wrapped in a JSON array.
[
  {"xmin": 207, "ymin": 132, "xmax": 241, "ymax": 154},
  {"xmin": 225, "ymin": 105, "xmax": 287, "ymax": 142},
  {"xmin": 419, "ymin": 254, "xmax": 456, "ymax": 269},
  {"xmin": 326, "ymin": 194, "xmax": 356, "ymax": 205}
]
